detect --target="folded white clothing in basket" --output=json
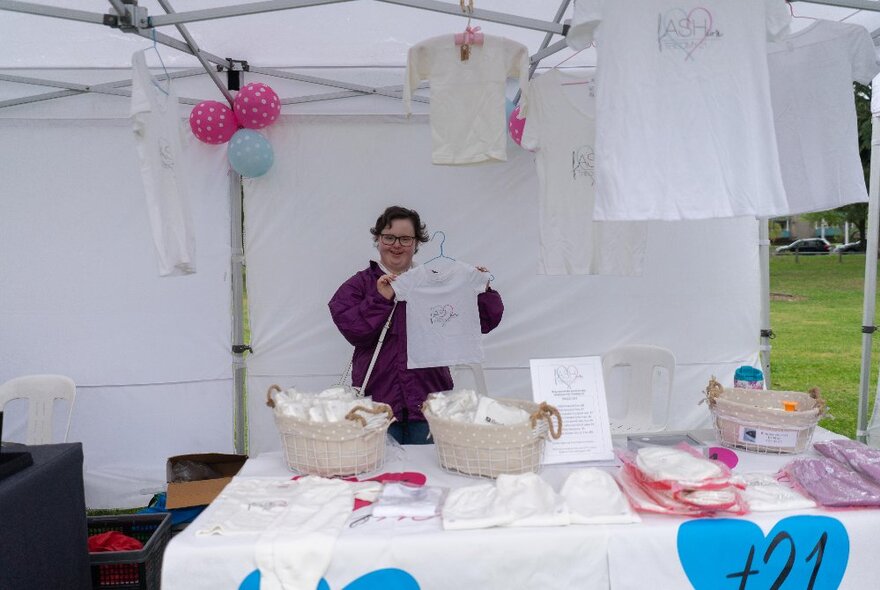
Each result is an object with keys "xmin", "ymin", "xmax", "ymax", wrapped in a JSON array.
[
  {"xmin": 473, "ymin": 396, "xmax": 530, "ymax": 426},
  {"xmin": 427, "ymin": 389, "xmax": 531, "ymax": 426},
  {"xmin": 560, "ymin": 469, "xmax": 640, "ymax": 524},
  {"xmin": 426, "ymin": 389, "xmax": 481, "ymax": 422},
  {"xmin": 273, "ymin": 386, "xmax": 388, "ymax": 428}
]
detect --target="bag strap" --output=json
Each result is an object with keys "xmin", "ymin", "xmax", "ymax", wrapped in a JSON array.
[{"xmin": 356, "ymin": 301, "xmax": 398, "ymax": 399}]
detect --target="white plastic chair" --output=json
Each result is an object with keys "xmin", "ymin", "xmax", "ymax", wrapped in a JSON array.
[
  {"xmin": 601, "ymin": 345, "xmax": 676, "ymax": 435},
  {"xmin": 0, "ymin": 374, "xmax": 76, "ymax": 445}
]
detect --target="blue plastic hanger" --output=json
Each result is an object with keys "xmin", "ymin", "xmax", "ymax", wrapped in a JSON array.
[
  {"xmin": 148, "ymin": 28, "xmax": 171, "ymax": 96},
  {"xmin": 423, "ymin": 230, "xmax": 456, "ymax": 268},
  {"xmin": 423, "ymin": 230, "xmax": 494, "ymax": 282}
]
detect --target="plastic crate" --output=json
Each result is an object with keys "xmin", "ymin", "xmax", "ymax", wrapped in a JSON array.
[{"xmin": 88, "ymin": 513, "xmax": 171, "ymax": 590}]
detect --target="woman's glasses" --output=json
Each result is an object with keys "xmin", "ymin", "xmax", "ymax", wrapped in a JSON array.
[{"xmin": 380, "ymin": 234, "xmax": 416, "ymax": 247}]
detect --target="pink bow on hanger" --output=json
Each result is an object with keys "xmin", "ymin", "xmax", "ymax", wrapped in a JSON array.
[{"xmin": 455, "ymin": 26, "xmax": 484, "ymax": 46}]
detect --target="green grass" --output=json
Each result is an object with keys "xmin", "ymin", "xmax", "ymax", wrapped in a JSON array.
[{"xmin": 769, "ymin": 253, "xmax": 880, "ymax": 438}]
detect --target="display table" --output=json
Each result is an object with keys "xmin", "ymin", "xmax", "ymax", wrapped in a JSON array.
[
  {"xmin": 0, "ymin": 443, "xmax": 91, "ymax": 590},
  {"xmin": 162, "ymin": 428, "xmax": 880, "ymax": 590}
]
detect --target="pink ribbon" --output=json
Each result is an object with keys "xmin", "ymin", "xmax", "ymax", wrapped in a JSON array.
[{"xmin": 455, "ymin": 26, "xmax": 484, "ymax": 46}]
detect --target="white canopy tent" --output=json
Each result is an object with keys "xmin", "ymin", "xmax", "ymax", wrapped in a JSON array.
[{"xmin": 2, "ymin": 0, "xmax": 880, "ymax": 508}]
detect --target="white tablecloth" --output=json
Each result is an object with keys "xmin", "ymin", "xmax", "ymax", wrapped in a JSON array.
[{"xmin": 162, "ymin": 428, "xmax": 880, "ymax": 589}]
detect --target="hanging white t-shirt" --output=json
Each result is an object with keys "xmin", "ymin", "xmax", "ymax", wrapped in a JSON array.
[
  {"xmin": 520, "ymin": 69, "xmax": 647, "ymax": 276},
  {"xmin": 567, "ymin": 0, "xmax": 791, "ymax": 221},
  {"xmin": 391, "ymin": 261, "xmax": 488, "ymax": 369},
  {"xmin": 403, "ymin": 34, "xmax": 529, "ymax": 165},
  {"xmin": 768, "ymin": 20, "xmax": 879, "ymax": 215},
  {"xmin": 130, "ymin": 50, "xmax": 196, "ymax": 276}
]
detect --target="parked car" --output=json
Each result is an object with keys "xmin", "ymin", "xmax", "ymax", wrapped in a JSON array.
[
  {"xmin": 775, "ymin": 238, "xmax": 832, "ymax": 254},
  {"xmin": 834, "ymin": 241, "xmax": 865, "ymax": 254}
]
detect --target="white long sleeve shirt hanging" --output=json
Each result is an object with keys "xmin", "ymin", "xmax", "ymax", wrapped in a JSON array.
[
  {"xmin": 131, "ymin": 50, "xmax": 196, "ymax": 276},
  {"xmin": 567, "ymin": 0, "xmax": 791, "ymax": 221},
  {"xmin": 768, "ymin": 20, "xmax": 879, "ymax": 215},
  {"xmin": 403, "ymin": 34, "xmax": 529, "ymax": 165},
  {"xmin": 391, "ymin": 261, "xmax": 489, "ymax": 369},
  {"xmin": 520, "ymin": 69, "xmax": 647, "ymax": 276}
]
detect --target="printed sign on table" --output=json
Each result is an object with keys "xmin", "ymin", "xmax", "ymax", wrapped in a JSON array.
[{"xmin": 529, "ymin": 356, "xmax": 614, "ymax": 464}]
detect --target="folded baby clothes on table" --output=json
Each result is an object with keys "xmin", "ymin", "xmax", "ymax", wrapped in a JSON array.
[
  {"xmin": 814, "ymin": 439, "xmax": 880, "ymax": 484},
  {"xmin": 782, "ymin": 457, "xmax": 880, "ymax": 508},
  {"xmin": 560, "ymin": 469, "xmax": 640, "ymax": 524},
  {"xmin": 733, "ymin": 472, "xmax": 816, "ymax": 512},
  {"xmin": 196, "ymin": 476, "xmax": 378, "ymax": 590},
  {"xmin": 371, "ymin": 482, "xmax": 445, "ymax": 518},
  {"xmin": 442, "ymin": 472, "xmax": 569, "ymax": 530}
]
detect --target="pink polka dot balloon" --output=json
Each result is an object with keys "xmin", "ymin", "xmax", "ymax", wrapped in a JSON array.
[
  {"xmin": 189, "ymin": 100, "xmax": 237, "ymax": 144},
  {"xmin": 233, "ymin": 83, "xmax": 281, "ymax": 130},
  {"xmin": 508, "ymin": 105, "xmax": 526, "ymax": 146}
]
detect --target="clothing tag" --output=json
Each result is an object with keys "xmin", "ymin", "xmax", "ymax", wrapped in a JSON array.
[
  {"xmin": 472, "ymin": 396, "xmax": 529, "ymax": 426},
  {"xmin": 460, "ymin": 43, "xmax": 470, "ymax": 61}
]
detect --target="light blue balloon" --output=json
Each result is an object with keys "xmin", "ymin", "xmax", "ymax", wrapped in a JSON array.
[
  {"xmin": 228, "ymin": 128, "xmax": 274, "ymax": 178},
  {"xmin": 505, "ymin": 98, "xmax": 516, "ymax": 122}
]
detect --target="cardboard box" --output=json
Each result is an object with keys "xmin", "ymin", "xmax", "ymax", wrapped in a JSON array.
[{"xmin": 165, "ymin": 453, "xmax": 247, "ymax": 509}]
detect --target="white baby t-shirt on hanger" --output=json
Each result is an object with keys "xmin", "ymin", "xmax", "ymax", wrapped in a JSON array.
[{"xmin": 391, "ymin": 261, "xmax": 489, "ymax": 369}]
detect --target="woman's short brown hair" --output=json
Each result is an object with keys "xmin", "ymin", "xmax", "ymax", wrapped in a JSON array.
[{"xmin": 370, "ymin": 206, "xmax": 430, "ymax": 250}]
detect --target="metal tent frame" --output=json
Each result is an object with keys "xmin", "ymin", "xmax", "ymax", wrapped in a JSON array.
[{"xmin": 3, "ymin": 0, "xmax": 880, "ymax": 448}]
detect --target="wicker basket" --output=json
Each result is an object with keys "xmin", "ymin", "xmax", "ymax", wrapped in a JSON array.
[
  {"xmin": 704, "ymin": 377, "xmax": 827, "ymax": 454},
  {"xmin": 423, "ymin": 396, "xmax": 562, "ymax": 478},
  {"xmin": 267, "ymin": 385, "xmax": 394, "ymax": 477}
]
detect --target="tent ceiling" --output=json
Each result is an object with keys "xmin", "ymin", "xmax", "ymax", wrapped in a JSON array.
[{"xmin": 1, "ymin": 0, "xmax": 879, "ymax": 109}]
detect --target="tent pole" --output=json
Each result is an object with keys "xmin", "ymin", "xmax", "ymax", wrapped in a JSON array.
[
  {"xmin": 249, "ymin": 66, "xmax": 430, "ymax": 103},
  {"xmin": 512, "ymin": 0, "xmax": 570, "ymax": 104},
  {"xmin": 860, "ymin": 88, "xmax": 880, "ymax": 445},
  {"xmin": 0, "ymin": 0, "xmax": 105, "ymax": 24},
  {"xmin": 156, "ymin": 0, "xmax": 235, "ymax": 105},
  {"xmin": 106, "ymin": 0, "xmax": 125, "ymax": 18},
  {"xmin": 229, "ymin": 172, "xmax": 248, "ymax": 455},
  {"xmin": 759, "ymin": 218, "xmax": 773, "ymax": 387}
]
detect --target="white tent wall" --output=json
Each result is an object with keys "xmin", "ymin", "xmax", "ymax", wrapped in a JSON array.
[
  {"xmin": 244, "ymin": 115, "xmax": 761, "ymax": 455},
  {"xmin": 0, "ymin": 118, "xmax": 234, "ymax": 508},
  {"xmin": 1, "ymin": 0, "xmax": 879, "ymax": 507}
]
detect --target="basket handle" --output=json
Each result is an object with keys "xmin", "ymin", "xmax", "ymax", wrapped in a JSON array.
[
  {"xmin": 808, "ymin": 386, "xmax": 828, "ymax": 416},
  {"xmin": 266, "ymin": 384, "xmax": 282, "ymax": 409},
  {"xmin": 704, "ymin": 376, "xmax": 724, "ymax": 406},
  {"xmin": 345, "ymin": 404, "xmax": 394, "ymax": 427},
  {"xmin": 529, "ymin": 402, "xmax": 563, "ymax": 440}
]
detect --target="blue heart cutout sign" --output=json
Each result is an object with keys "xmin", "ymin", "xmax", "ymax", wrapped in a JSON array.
[
  {"xmin": 677, "ymin": 516, "xmax": 849, "ymax": 590},
  {"xmin": 239, "ymin": 568, "xmax": 419, "ymax": 590}
]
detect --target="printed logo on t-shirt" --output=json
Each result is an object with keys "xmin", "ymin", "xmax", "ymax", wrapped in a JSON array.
[
  {"xmin": 158, "ymin": 137, "xmax": 175, "ymax": 168},
  {"xmin": 430, "ymin": 304, "xmax": 459, "ymax": 327},
  {"xmin": 572, "ymin": 145, "xmax": 596, "ymax": 184},
  {"xmin": 657, "ymin": 8, "xmax": 723, "ymax": 60}
]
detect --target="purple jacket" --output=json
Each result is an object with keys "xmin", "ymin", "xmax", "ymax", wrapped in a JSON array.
[{"xmin": 329, "ymin": 261, "xmax": 504, "ymax": 422}]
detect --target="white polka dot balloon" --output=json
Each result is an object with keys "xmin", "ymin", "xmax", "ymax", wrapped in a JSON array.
[
  {"xmin": 232, "ymin": 83, "xmax": 281, "ymax": 130},
  {"xmin": 189, "ymin": 100, "xmax": 238, "ymax": 144}
]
